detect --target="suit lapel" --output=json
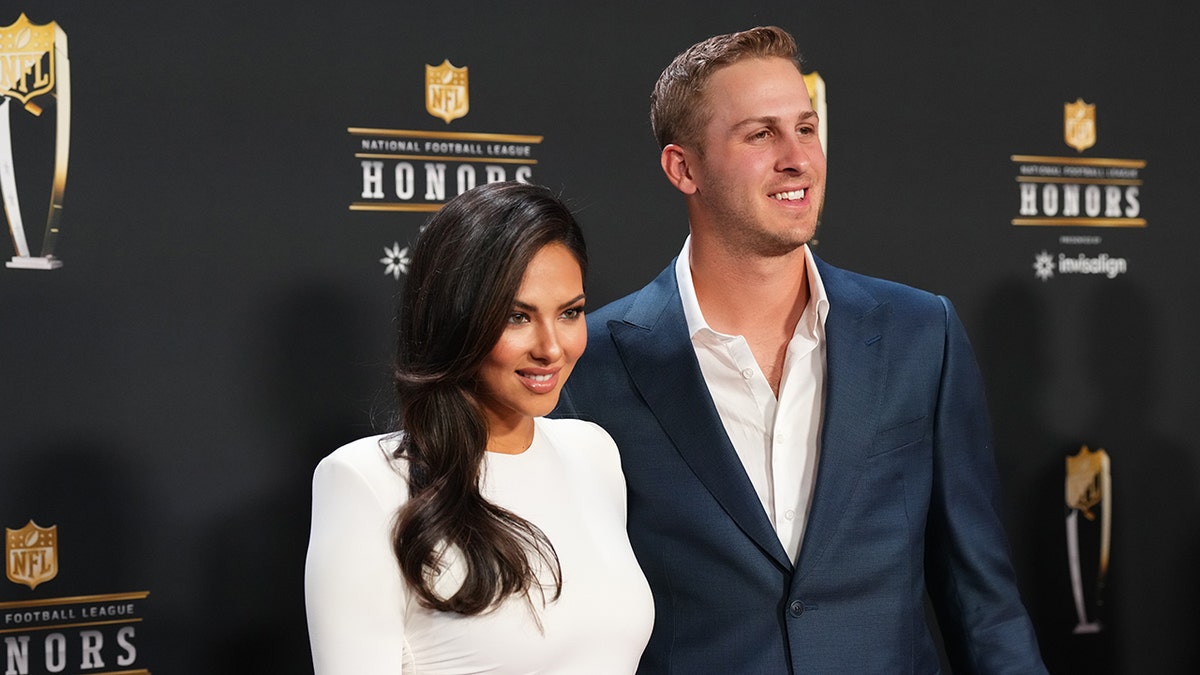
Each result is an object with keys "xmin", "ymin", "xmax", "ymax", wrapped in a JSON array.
[
  {"xmin": 610, "ymin": 263, "xmax": 791, "ymax": 571},
  {"xmin": 794, "ymin": 258, "xmax": 890, "ymax": 579}
]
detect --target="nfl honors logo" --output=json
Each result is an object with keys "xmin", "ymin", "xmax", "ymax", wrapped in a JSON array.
[
  {"xmin": 6, "ymin": 520, "xmax": 58, "ymax": 590},
  {"xmin": 426, "ymin": 60, "xmax": 468, "ymax": 124},
  {"xmin": 1011, "ymin": 98, "xmax": 1145, "ymax": 230}
]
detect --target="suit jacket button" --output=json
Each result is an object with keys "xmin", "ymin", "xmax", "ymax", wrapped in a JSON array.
[{"xmin": 788, "ymin": 600, "xmax": 804, "ymax": 617}]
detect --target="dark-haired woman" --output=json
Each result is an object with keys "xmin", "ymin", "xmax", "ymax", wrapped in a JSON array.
[{"xmin": 304, "ymin": 182, "xmax": 653, "ymax": 673}]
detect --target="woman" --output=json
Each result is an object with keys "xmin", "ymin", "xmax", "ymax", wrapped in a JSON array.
[{"xmin": 305, "ymin": 181, "xmax": 653, "ymax": 673}]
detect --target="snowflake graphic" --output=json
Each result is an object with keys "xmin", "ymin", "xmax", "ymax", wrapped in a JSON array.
[
  {"xmin": 381, "ymin": 242, "xmax": 411, "ymax": 280},
  {"xmin": 1033, "ymin": 250, "xmax": 1055, "ymax": 282}
]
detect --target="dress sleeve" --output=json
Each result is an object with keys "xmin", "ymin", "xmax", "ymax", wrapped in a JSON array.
[
  {"xmin": 305, "ymin": 448, "xmax": 409, "ymax": 674},
  {"xmin": 591, "ymin": 422, "xmax": 630, "ymax": 526}
]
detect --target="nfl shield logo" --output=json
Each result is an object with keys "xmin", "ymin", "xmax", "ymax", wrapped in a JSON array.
[
  {"xmin": 0, "ymin": 13, "xmax": 61, "ymax": 107},
  {"xmin": 1064, "ymin": 98, "xmax": 1096, "ymax": 153},
  {"xmin": 6, "ymin": 520, "xmax": 58, "ymax": 590},
  {"xmin": 426, "ymin": 60, "xmax": 469, "ymax": 124}
]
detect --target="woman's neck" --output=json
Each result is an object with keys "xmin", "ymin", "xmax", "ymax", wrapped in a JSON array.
[{"xmin": 486, "ymin": 417, "xmax": 536, "ymax": 455}]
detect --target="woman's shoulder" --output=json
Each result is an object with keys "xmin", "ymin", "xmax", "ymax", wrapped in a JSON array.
[
  {"xmin": 321, "ymin": 433, "xmax": 402, "ymax": 465},
  {"xmin": 313, "ymin": 434, "xmax": 408, "ymax": 496},
  {"xmin": 534, "ymin": 417, "xmax": 622, "ymax": 473},
  {"xmin": 533, "ymin": 418, "xmax": 629, "ymax": 511},
  {"xmin": 535, "ymin": 416, "xmax": 616, "ymax": 448}
]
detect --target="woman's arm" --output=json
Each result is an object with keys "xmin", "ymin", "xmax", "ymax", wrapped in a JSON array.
[{"xmin": 305, "ymin": 441, "xmax": 409, "ymax": 673}]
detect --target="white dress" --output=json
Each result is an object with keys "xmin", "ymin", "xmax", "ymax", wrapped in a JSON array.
[{"xmin": 305, "ymin": 417, "xmax": 654, "ymax": 674}]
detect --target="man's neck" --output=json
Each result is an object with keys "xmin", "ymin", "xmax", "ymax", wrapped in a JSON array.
[
  {"xmin": 689, "ymin": 238, "xmax": 811, "ymax": 396},
  {"xmin": 689, "ymin": 238, "xmax": 811, "ymax": 337}
]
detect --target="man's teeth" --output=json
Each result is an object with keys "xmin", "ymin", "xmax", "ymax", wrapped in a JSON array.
[
  {"xmin": 523, "ymin": 373, "xmax": 552, "ymax": 382},
  {"xmin": 771, "ymin": 189, "xmax": 806, "ymax": 200}
]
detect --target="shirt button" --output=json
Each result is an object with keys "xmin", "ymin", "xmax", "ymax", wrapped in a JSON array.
[
  {"xmin": 784, "ymin": 510, "xmax": 796, "ymax": 521},
  {"xmin": 740, "ymin": 368, "xmax": 754, "ymax": 379},
  {"xmin": 788, "ymin": 600, "xmax": 805, "ymax": 617}
]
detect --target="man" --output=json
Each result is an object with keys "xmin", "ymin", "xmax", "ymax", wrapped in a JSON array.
[{"xmin": 556, "ymin": 26, "xmax": 1047, "ymax": 673}]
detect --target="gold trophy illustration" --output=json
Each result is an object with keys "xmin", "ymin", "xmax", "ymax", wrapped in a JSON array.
[
  {"xmin": 1065, "ymin": 445, "xmax": 1111, "ymax": 633},
  {"xmin": 2, "ymin": 13, "xmax": 70, "ymax": 270}
]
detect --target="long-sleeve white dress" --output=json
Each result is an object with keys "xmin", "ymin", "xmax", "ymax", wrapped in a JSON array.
[{"xmin": 305, "ymin": 417, "xmax": 654, "ymax": 674}]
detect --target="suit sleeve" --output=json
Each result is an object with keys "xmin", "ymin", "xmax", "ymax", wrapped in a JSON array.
[
  {"xmin": 305, "ymin": 452, "xmax": 409, "ymax": 673},
  {"xmin": 925, "ymin": 297, "xmax": 1047, "ymax": 674}
]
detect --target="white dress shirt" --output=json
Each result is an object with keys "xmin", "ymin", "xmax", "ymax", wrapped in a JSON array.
[{"xmin": 675, "ymin": 237, "xmax": 829, "ymax": 563}]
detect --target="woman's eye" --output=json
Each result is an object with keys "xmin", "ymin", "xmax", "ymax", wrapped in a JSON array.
[
  {"xmin": 561, "ymin": 306, "xmax": 585, "ymax": 320},
  {"xmin": 507, "ymin": 312, "xmax": 529, "ymax": 324}
]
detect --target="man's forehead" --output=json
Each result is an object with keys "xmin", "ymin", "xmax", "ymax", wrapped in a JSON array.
[
  {"xmin": 705, "ymin": 62, "xmax": 814, "ymax": 119},
  {"xmin": 707, "ymin": 58, "xmax": 807, "ymax": 94}
]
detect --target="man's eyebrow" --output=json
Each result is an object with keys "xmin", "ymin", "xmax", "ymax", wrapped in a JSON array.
[
  {"xmin": 731, "ymin": 115, "xmax": 781, "ymax": 131},
  {"xmin": 731, "ymin": 110, "xmax": 819, "ymax": 131}
]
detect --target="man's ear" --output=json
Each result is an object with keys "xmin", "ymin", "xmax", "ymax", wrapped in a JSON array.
[{"xmin": 660, "ymin": 144, "xmax": 698, "ymax": 195}]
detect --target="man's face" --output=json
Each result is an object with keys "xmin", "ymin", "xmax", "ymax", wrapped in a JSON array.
[{"xmin": 685, "ymin": 56, "xmax": 826, "ymax": 257}]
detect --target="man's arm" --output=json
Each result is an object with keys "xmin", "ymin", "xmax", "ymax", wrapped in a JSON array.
[{"xmin": 924, "ymin": 297, "xmax": 1048, "ymax": 674}]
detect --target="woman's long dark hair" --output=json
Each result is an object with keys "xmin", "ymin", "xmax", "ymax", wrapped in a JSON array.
[{"xmin": 391, "ymin": 181, "xmax": 587, "ymax": 615}]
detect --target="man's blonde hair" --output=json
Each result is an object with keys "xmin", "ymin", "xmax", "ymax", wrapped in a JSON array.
[{"xmin": 650, "ymin": 26, "xmax": 801, "ymax": 152}]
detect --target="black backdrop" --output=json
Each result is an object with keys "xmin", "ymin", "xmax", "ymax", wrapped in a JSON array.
[{"xmin": 2, "ymin": 2, "xmax": 1198, "ymax": 673}]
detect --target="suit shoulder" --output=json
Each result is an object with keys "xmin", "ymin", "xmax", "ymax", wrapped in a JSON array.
[
  {"xmin": 585, "ymin": 261, "xmax": 678, "ymax": 329},
  {"xmin": 822, "ymin": 261, "xmax": 949, "ymax": 317},
  {"xmin": 832, "ymin": 264, "xmax": 939, "ymax": 301},
  {"xmin": 587, "ymin": 290, "xmax": 638, "ymax": 326}
]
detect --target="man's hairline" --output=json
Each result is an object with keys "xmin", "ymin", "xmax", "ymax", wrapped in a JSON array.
[{"xmin": 672, "ymin": 54, "xmax": 806, "ymax": 156}]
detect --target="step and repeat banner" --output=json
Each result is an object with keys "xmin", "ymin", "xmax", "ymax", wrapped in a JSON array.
[{"xmin": 2, "ymin": 2, "xmax": 1197, "ymax": 673}]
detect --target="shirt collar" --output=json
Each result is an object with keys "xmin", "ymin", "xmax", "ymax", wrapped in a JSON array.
[{"xmin": 675, "ymin": 236, "xmax": 830, "ymax": 341}]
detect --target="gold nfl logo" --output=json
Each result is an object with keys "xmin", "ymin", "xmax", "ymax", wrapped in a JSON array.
[
  {"xmin": 6, "ymin": 520, "xmax": 58, "ymax": 590},
  {"xmin": 0, "ymin": 13, "xmax": 59, "ymax": 107},
  {"xmin": 426, "ymin": 60, "xmax": 468, "ymax": 124},
  {"xmin": 1064, "ymin": 98, "xmax": 1096, "ymax": 153}
]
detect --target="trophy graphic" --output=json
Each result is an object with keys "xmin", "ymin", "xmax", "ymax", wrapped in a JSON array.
[
  {"xmin": 1, "ymin": 13, "xmax": 70, "ymax": 270},
  {"xmin": 1065, "ymin": 445, "xmax": 1111, "ymax": 633},
  {"xmin": 802, "ymin": 71, "xmax": 827, "ymax": 156}
]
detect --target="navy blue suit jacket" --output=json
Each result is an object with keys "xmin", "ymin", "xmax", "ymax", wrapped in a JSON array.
[{"xmin": 556, "ymin": 255, "xmax": 1046, "ymax": 674}]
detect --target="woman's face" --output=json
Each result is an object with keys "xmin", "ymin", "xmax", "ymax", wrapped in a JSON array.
[{"xmin": 476, "ymin": 242, "xmax": 587, "ymax": 441}]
